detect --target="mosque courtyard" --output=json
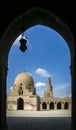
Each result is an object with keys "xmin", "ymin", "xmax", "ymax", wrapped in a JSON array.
[{"xmin": 7, "ymin": 110, "xmax": 71, "ymax": 130}]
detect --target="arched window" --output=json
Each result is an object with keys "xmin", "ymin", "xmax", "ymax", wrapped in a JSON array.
[{"xmin": 18, "ymin": 84, "xmax": 23, "ymax": 95}]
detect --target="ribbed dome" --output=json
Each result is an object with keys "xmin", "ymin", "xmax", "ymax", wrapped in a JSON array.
[{"xmin": 14, "ymin": 72, "xmax": 34, "ymax": 87}]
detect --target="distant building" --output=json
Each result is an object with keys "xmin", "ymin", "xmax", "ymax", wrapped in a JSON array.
[
  {"xmin": 40, "ymin": 77, "xmax": 71, "ymax": 110},
  {"xmin": 7, "ymin": 72, "xmax": 71, "ymax": 111}
]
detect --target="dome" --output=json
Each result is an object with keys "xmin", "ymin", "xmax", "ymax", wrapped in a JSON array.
[{"xmin": 14, "ymin": 72, "xmax": 34, "ymax": 87}]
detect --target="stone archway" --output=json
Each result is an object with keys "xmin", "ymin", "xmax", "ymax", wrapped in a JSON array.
[
  {"xmin": 64, "ymin": 102, "xmax": 69, "ymax": 109},
  {"xmin": 50, "ymin": 102, "xmax": 54, "ymax": 109},
  {"xmin": 42, "ymin": 102, "xmax": 47, "ymax": 110},
  {"xmin": 57, "ymin": 102, "xmax": 61, "ymax": 109},
  {"xmin": 17, "ymin": 98, "xmax": 24, "ymax": 110},
  {"xmin": 0, "ymin": 7, "xmax": 75, "ymax": 130}
]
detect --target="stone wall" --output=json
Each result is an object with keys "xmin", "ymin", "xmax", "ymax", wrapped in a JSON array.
[{"xmin": 7, "ymin": 95, "xmax": 38, "ymax": 111}]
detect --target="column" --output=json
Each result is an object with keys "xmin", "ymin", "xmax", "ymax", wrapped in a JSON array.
[
  {"xmin": 40, "ymin": 102, "xmax": 43, "ymax": 110},
  {"xmin": 62, "ymin": 102, "xmax": 64, "ymax": 109},
  {"xmin": 54, "ymin": 102, "xmax": 57, "ymax": 110},
  {"xmin": 71, "ymin": 61, "xmax": 76, "ymax": 130},
  {"xmin": 47, "ymin": 102, "xmax": 49, "ymax": 110},
  {"xmin": 0, "ymin": 65, "xmax": 8, "ymax": 130}
]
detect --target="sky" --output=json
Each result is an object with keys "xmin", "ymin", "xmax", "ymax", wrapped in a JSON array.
[{"xmin": 7, "ymin": 25, "xmax": 71, "ymax": 98}]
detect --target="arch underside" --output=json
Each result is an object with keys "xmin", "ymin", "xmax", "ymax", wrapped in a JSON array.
[
  {"xmin": 0, "ymin": 8, "xmax": 75, "ymax": 66},
  {"xmin": 0, "ymin": 7, "xmax": 75, "ymax": 130}
]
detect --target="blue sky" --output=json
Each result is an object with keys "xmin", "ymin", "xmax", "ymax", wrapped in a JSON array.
[{"xmin": 7, "ymin": 25, "xmax": 71, "ymax": 97}]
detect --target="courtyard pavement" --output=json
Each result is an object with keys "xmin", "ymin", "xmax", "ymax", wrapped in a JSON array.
[{"xmin": 7, "ymin": 110, "xmax": 71, "ymax": 130}]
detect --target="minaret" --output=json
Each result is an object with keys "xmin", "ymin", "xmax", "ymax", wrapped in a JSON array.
[
  {"xmin": 46, "ymin": 77, "xmax": 52, "ymax": 91},
  {"xmin": 44, "ymin": 77, "xmax": 53, "ymax": 98}
]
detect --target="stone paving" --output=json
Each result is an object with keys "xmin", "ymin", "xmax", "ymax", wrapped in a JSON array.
[{"xmin": 7, "ymin": 110, "xmax": 71, "ymax": 130}]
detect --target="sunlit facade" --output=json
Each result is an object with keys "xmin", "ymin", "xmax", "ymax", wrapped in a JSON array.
[{"xmin": 7, "ymin": 72, "xmax": 71, "ymax": 111}]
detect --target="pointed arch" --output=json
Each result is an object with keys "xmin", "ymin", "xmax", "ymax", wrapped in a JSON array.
[
  {"xmin": 42, "ymin": 102, "xmax": 47, "ymax": 110},
  {"xmin": 50, "ymin": 102, "xmax": 54, "ymax": 109},
  {"xmin": 17, "ymin": 98, "xmax": 24, "ymax": 110},
  {"xmin": 0, "ymin": 7, "xmax": 75, "ymax": 130},
  {"xmin": 64, "ymin": 102, "xmax": 69, "ymax": 109},
  {"xmin": 57, "ymin": 102, "xmax": 61, "ymax": 109},
  {"xmin": 0, "ymin": 7, "xmax": 75, "ymax": 63}
]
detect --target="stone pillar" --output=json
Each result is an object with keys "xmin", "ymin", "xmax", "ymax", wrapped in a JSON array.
[
  {"xmin": 40, "ymin": 103, "xmax": 43, "ymax": 110},
  {"xmin": 0, "ymin": 65, "xmax": 8, "ymax": 130},
  {"xmin": 54, "ymin": 102, "xmax": 57, "ymax": 110},
  {"xmin": 47, "ymin": 102, "xmax": 49, "ymax": 110},
  {"xmin": 71, "ymin": 61, "xmax": 76, "ymax": 130},
  {"xmin": 62, "ymin": 102, "xmax": 64, "ymax": 109}
]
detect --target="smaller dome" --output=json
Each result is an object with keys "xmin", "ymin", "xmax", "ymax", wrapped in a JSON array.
[{"xmin": 14, "ymin": 72, "xmax": 34, "ymax": 87}]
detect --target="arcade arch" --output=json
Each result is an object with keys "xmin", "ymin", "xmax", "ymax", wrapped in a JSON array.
[
  {"xmin": 0, "ymin": 7, "xmax": 75, "ymax": 130},
  {"xmin": 49, "ymin": 102, "xmax": 54, "ymax": 109},
  {"xmin": 64, "ymin": 102, "xmax": 69, "ymax": 109},
  {"xmin": 57, "ymin": 102, "xmax": 61, "ymax": 109},
  {"xmin": 42, "ymin": 102, "xmax": 47, "ymax": 110}
]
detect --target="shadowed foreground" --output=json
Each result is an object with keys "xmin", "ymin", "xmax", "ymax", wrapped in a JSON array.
[
  {"xmin": 7, "ymin": 110, "xmax": 71, "ymax": 130},
  {"xmin": 7, "ymin": 117, "xmax": 71, "ymax": 130}
]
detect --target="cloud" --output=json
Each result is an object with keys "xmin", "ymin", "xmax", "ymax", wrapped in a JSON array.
[
  {"xmin": 35, "ymin": 82, "xmax": 46, "ymax": 87},
  {"xmin": 10, "ymin": 86, "xmax": 13, "ymax": 90},
  {"xmin": 35, "ymin": 68, "xmax": 50, "ymax": 77}
]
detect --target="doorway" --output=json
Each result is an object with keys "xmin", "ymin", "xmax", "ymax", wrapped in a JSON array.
[{"xmin": 17, "ymin": 98, "xmax": 24, "ymax": 110}]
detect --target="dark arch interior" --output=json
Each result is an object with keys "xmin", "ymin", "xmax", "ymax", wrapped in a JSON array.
[
  {"xmin": 17, "ymin": 98, "xmax": 24, "ymax": 110},
  {"xmin": 42, "ymin": 102, "xmax": 47, "ymax": 109},
  {"xmin": 0, "ymin": 7, "xmax": 74, "ymax": 59},
  {"xmin": 57, "ymin": 102, "xmax": 61, "ymax": 109},
  {"xmin": 50, "ymin": 102, "xmax": 54, "ymax": 109},
  {"xmin": 64, "ymin": 102, "xmax": 69, "ymax": 109}
]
